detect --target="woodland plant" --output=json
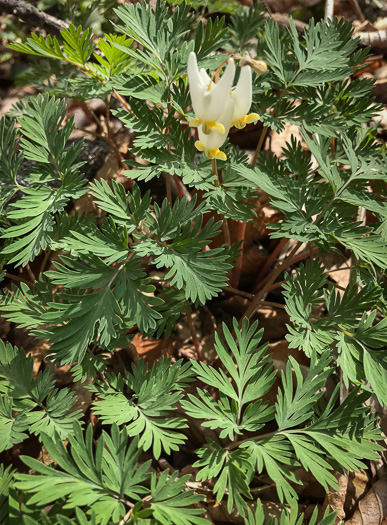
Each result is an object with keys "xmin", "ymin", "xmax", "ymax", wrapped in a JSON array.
[{"xmin": 0, "ymin": 1, "xmax": 386, "ymax": 524}]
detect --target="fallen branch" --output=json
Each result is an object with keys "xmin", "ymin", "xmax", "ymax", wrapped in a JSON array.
[
  {"xmin": 357, "ymin": 29, "xmax": 387, "ymax": 48},
  {"xmin": 0, "ymin": 0, "xmax": 69, "ymax": 35}
]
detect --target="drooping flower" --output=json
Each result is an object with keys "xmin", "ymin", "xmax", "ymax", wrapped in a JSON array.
[
  {"xmin": 187, "ymin": 51, "xmax": 235, "ymax": 135},
  {"xmin": 231, "ymin": 65, "xmax": 260, "ymax": 130},
  {"xmin": 194, "ymin": 98, "xmax": 234, "ymax": 161},
  {"xmin": 239, "ymin": 51, "xmax": 268, "ymax": 75}
]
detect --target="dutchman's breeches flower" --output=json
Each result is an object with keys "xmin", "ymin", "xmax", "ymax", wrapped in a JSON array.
[
  {"xmin": 195, "ymin": 99, "xmax": 234, "ymax": 161},
  {"xmin": 187, "ymin": 52, "xmax": 235, "ymax": 135},
  {"xmin": 187, "ymin": 52, "xmax": 262, "ymax": 161},
  {"xmin": 231, "ymin": 66, "xmax": 260, "ymax": 130}
]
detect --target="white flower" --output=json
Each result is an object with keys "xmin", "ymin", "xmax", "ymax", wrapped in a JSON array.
[
  {"xmin": 194, "ymin": 98, "xmax": 234, "ymax": 161},
  {"xmin": 231, "ymin": 65, "xmax": 260, "ymax": 130},
  {"xmin": 187, "ymin": 51, "xmax": 235, "ymax": 135}
]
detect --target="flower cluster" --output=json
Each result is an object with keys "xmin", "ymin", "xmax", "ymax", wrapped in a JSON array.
[{"xmin": 187, "ymin": 52, "xmax": 260, "ymax": 161}]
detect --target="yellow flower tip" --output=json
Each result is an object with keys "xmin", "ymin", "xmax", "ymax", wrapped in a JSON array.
[
  {"xmin": 189, "ymin": 118, "xmax": 201, "ymax": 128},
  {"xmin": 201, "ymin": 120, "xmax": 225, "ymax": 135},
  {"xmin": 232, "ymin": 113, "xmax": 260, "ymax": 129},
  {"xmin": 233, "ymin": 118, "xmax": 246, "ymax": 130},
  {"xmin": 209, "ymin": 148, "xmax": 227, "ymax": 161},
  {"xmin": 211, "ymin": 122, "xmax": 226, "ymax": 134},
  {"xmin": 246, "ymin": 112, "xmax": 260, "ymax": 124},
  {"xmin": 194, "ymin": 140, "xmax": 205, "ymax": 152}
]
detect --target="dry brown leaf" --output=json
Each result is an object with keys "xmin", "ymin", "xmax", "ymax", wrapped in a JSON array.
[
  {"xmin": 326, "ymin": 472, "xmax": 348, "ymax": 523},
  {"xmin": 346, "ymin": 475, "xmax": 387, "ymax": 524},
  {"xmin": 345, "ymin": 470, "xmax": 371, "ymax": 517},
  {"xmin": 130, "ymin": 333, "xmax": 174, "ymax": 365}
]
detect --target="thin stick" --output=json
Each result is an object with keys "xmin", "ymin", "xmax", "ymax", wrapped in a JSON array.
[
  {"xmin": 25, "ymin": 263, "xmax": 35, "ymax": 282},
  {"xmin": 112, "ymin": 89, "xmax": 136, "ymax": 117},
  {"xmin": 348, "ymin": 0, "xmax": 366, "ymax": 22},
  {"xmin": 105, "ymin": 94, "xmax": 112, "ymax": 140},
  {"xmin": 325, "ymin": 0, "xmax": 334, "ymax": 21},
  {"xmin": 251, "ymin": 126, "xmax": 268, "ymax": 166},
  {"xmin": 5, "ymin": 273, "xmax": 34, "ymax": 287},
  {"xmin": 241, "ymin": 241, "xmax": 302, "ymax": 323},
  {"xmin": 254, "ymin": 245, "xmax": 318, "ymax": 294},
  {"xmin": 230, "ymin": 220, "xmax": 246, "ymax": 288},
  {"xmin": 40, "ymin": 248, "xmax": 52, "ymax": 274},
  {"xmin": 0, "ymin": 0, "xmax": 69, "ymax": 35},
  {"xmin": 253, "ymin": 237, "xmax": 289, "ymax": 292},
  {"xmin": 185, "ymin": 306, "xmax": 202, "ymax": 360},
  {"xmin": 223, "ymin": 287, "xmax": 286, "ymax": 309}
]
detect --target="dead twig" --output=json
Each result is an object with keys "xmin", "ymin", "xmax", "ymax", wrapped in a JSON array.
[
  {"xmin": 0, "ymin": 0, "xmax": 69, "ymax": 35},
  {"xmin": 349, "ymin": 0, "xmax": 366, "ymax": 22},
  {"xmin": 358, "ymin": 29, "xmax": 387, "ymax": 49},
  {"xmin": 325, "ymin": 0, "xmax": 334, "ymax": 21}
]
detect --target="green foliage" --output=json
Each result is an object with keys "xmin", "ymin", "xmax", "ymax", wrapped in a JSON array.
[
  {"xmin": 234, "ymin": 131, "xmax": 387, "ymax": 268},
  {"xmin": 2, "ymin": 2, "xmax": 387, "ymax": 522},
  {"xmin": 0, "ymin": 340, "xmax": 81, "ymax": 449},
  {"xmin": 283, "ymin": 260, "xmax": 387, "ymax": 405},
  {"xmin": 182, "ymin": 318, "xmax": 276, "ymax": 440},
  {"xmin": 0, "ymin": 95, "xmax": 86, "ymax": 266},
  {"xmin": 229, "ymin": 3, "xmax": 266, "ymax": 51},
  {"xmin": 244, "ymin": 498, "xmax": 339, "ymax": 525},
  {"xmin": 0, "ymin": 117, "xmax": 23, "ymax": 212},
  {"xmin": 150, "ymin": 470, "xmax": 209, "ymax": 525},
  {"xmin": 15, "ymin": 424, "xmax": 207, "ymax": 525},
  {"xmin": 185, "ymin": 319, "xmax": 382, "ymax": 512},
  {"xmin": 90, "ymin": 358, "xmax": 193, "ymax": 458}
]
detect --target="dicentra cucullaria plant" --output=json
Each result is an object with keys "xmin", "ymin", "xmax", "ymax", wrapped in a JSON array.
[{"xmin": 0, "ymin": 1, "xmax": 386, "ymax": 523}]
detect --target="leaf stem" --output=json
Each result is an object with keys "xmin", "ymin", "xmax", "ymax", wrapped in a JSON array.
[
  {"xmin": 241, "ymin": 241, "xmax": 302, "ymax": 323},
  {"xmin": 185, "ymin": 306, "xmax": 202, "ymax": 360},
  {"xmin": 39, "ymin": 248, "xmax": 52, "ymax": 274},
  {"xmin": 166, "ymin": 173, "xmax": 172, "ymax": 205},
  {"xmin": 212, "ymin": 158, "xmax": 231, "ymax": 247},
  {"xmin": 230, "ymin": 220, "xmax": 246, "ymax": 289},
  {"xmin": 251, "ymin": 126, "xmax": 268, "ymax": 166},
  {"xmin": 252, "ymin": 237, "xmax": 289, "ymax": 293},
  {"xmin": 5, "ymin": 272, "xmax": 34, "ymax": 287}
]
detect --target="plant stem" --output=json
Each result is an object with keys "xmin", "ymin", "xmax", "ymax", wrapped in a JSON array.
[
  {"xmin": 230, "ymin": 220, "xmax": 246, "ymax": 288},
  {"xmin": 240, "ymin": 241, "xmax": 302, "ymax": 324},
  {"xmin": 212, "ymin": 158, "xmax": 231, "ymax": 247},
  {"xmin": 39, "ymin": 248, "xmax": 52, "ymax": 274},
  {"xmin": 185, "ymin": 306, "xmax": 202, "ymax": 360},
  {"xmin": 166, "ymin": 173, "xmax": 172, "ymax": 205},
  {"xmin": 25, "ymin": 263, "xmax": 35, "ymax": 282},
  {"xmin": 172, "ymin": 174, "xmax": 191, "ymax": 200},
  {"xmin": 251, "ymin": 126, "xmax": 268, "ymax": 166},
  {"xmin": 118, "ymin": 502, "xmax": 135, "ymax": 525},
  {"xmin": 255, "ymin": 245, "xmax": 318, "ymax": 294},
  {"xmin": 5, "ymin": 273, "xmax": 34, "ymax": 287},
  {"xmin": 252, "ymin": 237, "xmax": 289, "ymax": 293}
]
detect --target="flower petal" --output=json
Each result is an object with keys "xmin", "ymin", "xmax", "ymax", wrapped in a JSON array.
[
  {"xmin": 200, "ymin": 58, "xmax": 235, "ymax": 121},
  {"xmin": 231, "ymin": 65, "xmax": 252, "ymax": 122}
]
